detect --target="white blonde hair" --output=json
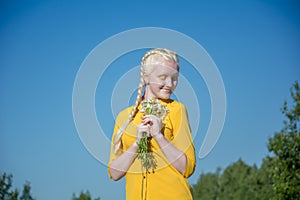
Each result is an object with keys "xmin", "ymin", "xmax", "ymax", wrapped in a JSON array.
[{"xmin": 113, "ymin": 48, "xmax": 179, "ymax": 154}]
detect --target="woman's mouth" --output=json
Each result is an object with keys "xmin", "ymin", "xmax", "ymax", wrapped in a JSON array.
[{"xmin": 161, "ymin": 88, "xmax": 172, "ymax": 93}]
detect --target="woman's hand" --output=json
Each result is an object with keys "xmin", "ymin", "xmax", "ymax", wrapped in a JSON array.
[
  {"xmin": 142, "ymin": 115, "xmax": 163, "ymax": 138},
  {"xmin": 136, "ymin": 120, "xmax": 150, "ymax": 143}
]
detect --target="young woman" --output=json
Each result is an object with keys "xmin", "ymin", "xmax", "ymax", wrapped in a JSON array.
[{"xmin": 108, "ymin": 48, "xmax": 196, "ymax": 200}]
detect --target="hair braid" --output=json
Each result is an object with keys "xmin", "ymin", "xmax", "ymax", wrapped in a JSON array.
[{"xmin": 113, "ymin": 68, "xmax": 145, "ymax": 154}]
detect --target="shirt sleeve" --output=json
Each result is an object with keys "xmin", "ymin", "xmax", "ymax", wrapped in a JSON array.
[{"xmin": 170, "ymin": 103, "xmax": 196, "ymax": 178}]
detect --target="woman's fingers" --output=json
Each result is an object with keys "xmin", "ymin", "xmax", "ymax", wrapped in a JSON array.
[
  {"xmin": 142, "ymin": 118, "xmax": 153, "ymax": 126},
  {"xmin": 137, "ymin": 124, "xmax": 149, "ymax": 132},
  {"xmin": 142, "ymin": 115, "xmax": 160, "ymax": 124},
  {"xmin": 136, "ymin": 123, "xmax": 151, "ymax": 139},
  {"xmin": 141, "ymin": 115, "xmax": 162, "ymax": 137}
]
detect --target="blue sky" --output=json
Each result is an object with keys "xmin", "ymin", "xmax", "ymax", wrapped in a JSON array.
[{"xmin": 1, "ymin": 0, "xmax": 299, "ymax": 199}]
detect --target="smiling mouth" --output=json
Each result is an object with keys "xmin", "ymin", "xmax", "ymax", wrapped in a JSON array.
[{"xmin": 161, "ymin": 88, "xmax": 172, "ymax": 93}]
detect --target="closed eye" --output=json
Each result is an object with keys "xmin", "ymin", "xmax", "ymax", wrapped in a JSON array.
[{"xmin": 159, "ymin": 75, "xmax": 167, "ymax": 80}]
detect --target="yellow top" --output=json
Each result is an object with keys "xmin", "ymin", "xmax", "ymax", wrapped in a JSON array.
[{"xmin": 108, "ymin": 99, "xmax": 196, "ymax": 200}]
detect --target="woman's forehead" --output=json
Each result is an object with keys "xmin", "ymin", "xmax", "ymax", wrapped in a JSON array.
[{"xmin": 152, "ymin": 62, "xmax": 179, "ymax": 74}]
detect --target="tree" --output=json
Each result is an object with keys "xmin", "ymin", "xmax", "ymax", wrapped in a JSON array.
[
  {"xmin": 71, "ymin": 190, "xmax": 100, "ymax": 200},
  {"xmin": 267, "ymin": 81, "xmax": 300, "ymax": 199},
  {"xmin": 192, "ymin": 158, "xmax": 274, "ymax": 200},
  {"xmin": 193, "ymin": 167, "xmax": 221, "ymax": 200},
  {"xmin": 0, "ymin": 173, "xmax": 34, "ymax": 200},
  {"xmin": 254, "ymin": 158, "xmax": 275, "ymax": 199},
  {"xmin": 0, "ymin": 173, "xmax": 19, "ymax": 200},
  {"xmin": 1, "ymin": 172, "xmax": 103, "ymax": 200},
  {"xmin": 218, "ymin": 159, "xmax": 259, "ymax": 200},
  {"xmin": 19, "ymin": 181, "xmax": 35, "ymax": 200}
]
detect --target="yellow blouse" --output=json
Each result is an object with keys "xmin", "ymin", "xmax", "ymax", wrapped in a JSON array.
[{"xmin": 108, "ymin": 99, "xmax": 196, "ymax": 200}]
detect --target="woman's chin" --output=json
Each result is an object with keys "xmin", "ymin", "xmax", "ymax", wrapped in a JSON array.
[{"xmin": 158, "ymin": 93, "xmax": 171, "ymax": 100}]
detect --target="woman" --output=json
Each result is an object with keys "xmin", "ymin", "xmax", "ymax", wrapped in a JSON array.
[{"xmin": 108, "ymin": 48, "xmax": 196, "ymax": 200}]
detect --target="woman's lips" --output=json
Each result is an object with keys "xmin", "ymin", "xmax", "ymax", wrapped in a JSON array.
[{"xmin": 161, "ymin": 88, "xmax": 171, "ymax": 93}]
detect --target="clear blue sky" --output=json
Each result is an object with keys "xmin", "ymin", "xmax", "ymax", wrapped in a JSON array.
[{"xmin": 1, "ymin": 0, "xmax": 299, "ymax": 199}]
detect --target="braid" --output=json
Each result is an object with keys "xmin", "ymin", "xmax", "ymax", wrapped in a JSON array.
[
  {"xmin": 113, "ymin": 68, "xmax": 145, "ymax": 154},
  {"xmin": 113, "ymin": 48, "xmax": 179, "ymax": 154}
]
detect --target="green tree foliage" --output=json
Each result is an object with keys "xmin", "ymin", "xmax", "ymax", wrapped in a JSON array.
[
  {"xmin": 19, "ymin": 182, "xmax": 35, "ymax": 200},
  {"xmin": 71, "ymin": 190, "xmax": 100, "ymax": 200},
  {"xmin": 218, "ymin": 159, "xmax": 258, "ymax": 200},
  {"xmin": 1, "ymin": 173, "xmax": 102, "ymax": 200},
  {"xmin": 267, "ymin": 81, "xmax": 300, "ymax": 199},
  {"xmin": 193, "ymin": 159, "xmax": 274, "ymax": 200},
  {"xmin": 0, "ymin": 173, "xmax": 18, "ymax": 200},
  {"xmin": 255, "ymin": 158, "xmax": 275, "ymax": 199},
  {"xmin": 0, "ymin": 173, "xmax": 34, "ymax": 200},
  {"xmin": 193, "ymin": 167, "xmax": 221, "ymax": 200}
]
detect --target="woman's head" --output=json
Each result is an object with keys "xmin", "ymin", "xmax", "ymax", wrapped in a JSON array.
[
  {"xmin": 141, "ymin": 48, "xmax": 180, "ymax": 100},
  {"xmin": 141, "ymin": 48, "xmax": 179, "ymax": 75}
]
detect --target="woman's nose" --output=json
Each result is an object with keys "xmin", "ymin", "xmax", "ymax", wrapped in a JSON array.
[{"xmin": 165, "ymin": 77, "xmax": 173, "ymax": 87}]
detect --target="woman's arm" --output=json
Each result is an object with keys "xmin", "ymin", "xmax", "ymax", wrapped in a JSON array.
[
  {"xmin": 142, "ymin": 115, "xmax": 187, "ymax": 174},
  {"xmin": 109, "ymin": 142, "xmax": 138, "ymax": 181},
  {"xmin": 153, "ymin": 133, "xmax": 187, "ymax": 174},
  {"xmin": 109, "ymin": 120, "xmax": 150, "ymax": 181}
]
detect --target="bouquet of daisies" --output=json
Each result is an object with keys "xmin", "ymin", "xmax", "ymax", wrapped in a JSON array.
[{"xmin": 137, "ymin": 99, "xmax": 168, "ymax": 173}]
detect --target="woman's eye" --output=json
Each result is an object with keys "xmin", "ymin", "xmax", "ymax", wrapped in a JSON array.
[{"xmin": 159, "ymin": 75, "xmax": 166, "ymax": 80}]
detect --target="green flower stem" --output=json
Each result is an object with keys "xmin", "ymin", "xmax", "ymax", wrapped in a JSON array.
[{"xmin": 137, "ymin": 132, "xmax": 156, "ymax": 173}]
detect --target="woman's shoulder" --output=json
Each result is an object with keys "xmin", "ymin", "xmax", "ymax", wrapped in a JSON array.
[
  {"xmin": 116, "ymin": 106, "xmax": 133, "ymax": 121},
  {"xmin": 167, "ymin": 99, "xmax": 187, "ymax": 111}
]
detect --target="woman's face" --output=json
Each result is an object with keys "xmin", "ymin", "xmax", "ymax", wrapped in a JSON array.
[{"xmin": 144, "ymin": 60, "xmax": 179, "ymax": 100}]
